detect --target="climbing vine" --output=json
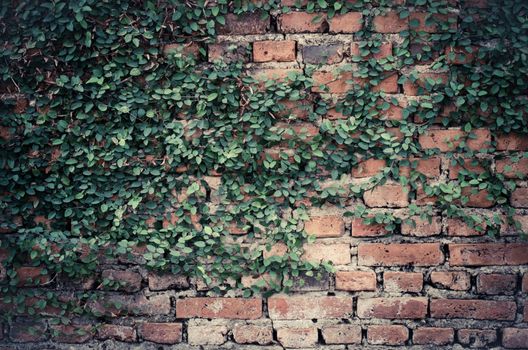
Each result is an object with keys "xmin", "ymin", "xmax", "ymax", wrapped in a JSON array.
[{"xmin": 0, "ymin": 0, "xmax": 527, "ymax": 322}]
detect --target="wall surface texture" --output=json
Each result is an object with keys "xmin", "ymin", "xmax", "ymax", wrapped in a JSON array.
[{"xmin": 1, "ymin": 0, "xmax": 528, "ymax": 349}]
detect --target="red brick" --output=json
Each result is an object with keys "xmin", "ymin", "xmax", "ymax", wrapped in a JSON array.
[
  {"xmin": 253, "ymin": 40, "xmax": 296, "ymax": 62},
  {"xmin": 335, "ymin": 270, "xmax": 377, "ymax": 291},
  {"xmin": 233, "ymin": 324, "xmax": 273, "ymax": 345},
  {"xmin": 503, "ymin": 328, "xmax": 528, "ymax": 349},
  {"xmin": 409, "ymin": 12, "xmax": 457, "ymax": 33},
  {"xmin": 460, "ymin": 187, "xmax": 495, "ymax": 208},
  {"xmin": 15, "ymin": 266, "xmax": 50, "ymax": 287},
  {"xmin": 523, "ymin": 273, "xmax": 528, "ymax": 292},
  {"xmin": 458, "ymin": 329, "xmax": 497, "ymax": 348},
  {"xmin": 430, "ymin": 299, "xmax": 516, "ymax": 320},
  {"xmin": 400, "ymin": 157, "xmax": 441, "ymax": 178},
  {"xmin": 329, "ymin": 12, "xmax": 363, "ymax": 33},
  {"xmin": 496, "ymin": 158, "xmax": 528, "ymax": 179},
  {"xmin": 401, "ymin": 216, "xmax": 442, "ymax": 236},
  {"xmin": 372, "ymin": 11, "xmax": 409, "ymax": 33},
  {"xmin": 446, "ymin": 45, "xmax": 478, "ymax": 64},
  {"xmin": 148, "ymin": 272, "xmax": 189, "ymax": 291},
  {"xmin": 358, "ymin": 297, "xmax": 427, "ymax": 319},
  {"xmin": 51, "ymin": 324, "xmax": 93, "ymax": 344},
  {"xmin": 268, "ymin": 295, "xmax": 352, "ymax": 319},
  {"xmin": 431, "ymin": 271, "xmax": 471, "ymax": 291},
  {"xmin": 276, "ymin": 326, "xmax": 317, "ymax": 348},
  {"xmin": 363, "ymin": 183, "xmax": 409, "ymax": 208},
  {"xmin": 352, "ymin": 218, "xmax": 388, "ymax": 237},
  {"xmin": 217, "ymin": 12, "xmax": 269, "ymax": 35},
  {"xmin": 446, "ymin": 218, "xmax": 486, "ymax": 236},
  {"xmin": 449, "ymin": 243, "xmax": 528, "ymax": 266},
  {"xmin": 312, "ymin": 70, "xmax": 355, "ymax": 94},
  {"xmin": 371, "ymin": 74, "xmax": 399, "ymax": 93},
  {"xmin": 97, "ymin": 324, "xmax": 136, "ymax": 342},
  {"xmin": 368, "ymin": 325, "xmax": 408, "ymax": 345},
  {"xmin": 9, "ymin": 322, "xmax": 47, "ymax": 342},
  {"xmin": 89, "ymin": 294, "xmax": 171, "ymax": 317},
  {"xmin": 100, "ymin": 269, "xmax": 142, "ymax": 293},
  {"xmin": 322, "ymin": 325, "xmax": 362, "ymax": 344},
  {"xmin": 208, "ymin": 43, "xmax": 248, "ymax": 63},
  {"xmin": 497, "ymin": 133, "xmax": 528, "ymax": 151},
  {"xmin": 304, "ymin": 215, "xmax": 344, "ymax": 238},
  {"xmin": 139, "ymin": 323, "xmax": 182, "ymax": 344},
  {"xmin": 525, "ymin": 302, "xmax": 528, "ymax": 322},
  {"xmin": 419, "ymin": 128, "xmax": 490, "ymax": 152},
  {"xmin": 413, "ymin": 327, "xmax": 454, "ymax": 345},
  {"xmin": 404, "ymin": 72, "xmax": 448, "ymax": 95},
  {"xmin": 477, "ymin": 274, "xmax": 517, "ymax": 295},
  {"xmin": 352, "ymin": 158, "xmax": 386, "ymax": 178},
  {"xmin": 176, "ymin": 298, "xmax": 262, "ymax": 319},
  {"xmin": 279, "ymin": 12, "xmax": 327, "ymax": 33},
  {"xmin": 384, "ymin": 272, "xmax": 423, "ymax": 292},
  {"xmin": 511, "ymin": 187, "xmax": 528, "ymax": 208},
  {"xmin": 448, "ymin": 158, "xmax": 486, "ymax": 179},
  {"xmin": 351, "ymin": 41, "xmax": 393, "ymax": 60},
  {"xmin": 358, "ymin": 243, "xmax": 444, "ymax": 266},
  {"xmin": 302, "ymin": 243, "xmax": 350, "ymax": 265}
]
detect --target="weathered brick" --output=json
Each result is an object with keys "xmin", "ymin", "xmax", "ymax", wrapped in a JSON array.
[
  {"xmin": 253, "ymin": 40, "xmax": 296, "ymax": 62},
  {"xmin": 460, "ymin": 187, "xmax": 495, "ymax": 208},
  {"xmin": 322, "ymin": 325, "xmax": 362, "ymax": 344},
  {"xmin": 163, "ymin": 42, "xmax": 200, "ymax": 57},
  {"xmin": 187, "ymin": 322, "xmax": 228, "ymax": 346},
  {"xmin": 302, "ymin": 44, "xmax": 343, "ymax": 64},
  {"xmin": 352, "ymin": 218, "xmax": 388, "ymax": 237},
  {"xmin": 511, "ymin": 187, "xmax": 528, "ymax": 208},
  {"xmin": 279, "ymin": 12, "xmax": 327, "ymax": 33},
  {"xmin": 358, "ymin": 243, "xmax": 444, "ymax": 266},
  {"xmin": 404, "ymin": 72, "xmax": 449, "ymax": 95},
  {"xmin": 446, "ymin": 218, "xmax": 486, "ymax": 236},
  {"xmin": 351, "ymin": 41, "xmax": 393, "ymax": 60},
  {"xmin": 233, "ymin": 323, "xmax": 273, "ymax": 345},
  {"xmin": 335, "ymin": 270, "xmax": 377, "ymax": 291},
  {"xmin": 9, "ymin": 322, "xmax": 47, "ymax": 342},
  {"xmin": 384, "ymin": 272, "xmax": 423, "ymax": 292},
  {"xmin": 15, "ymin": 266, "xmax": 50, "ymax": 287},
  {"xmin": 328, "ymin": 12, "xmax": 363, "ymax": 33},
  {"xmin": 523, "ymin": 273, "xmax": 528, "ymax": 292},
  {"xmin": 419, "ymin": 128, "xmax": 491, "ymax": 152},
  {"xmin": 449, "ymin": 243, "xmax": 528, "ymax": 266},
  {"xmin": 358, "ymin": 297, "xmax": 428, "ymax": 319},
  {"xmin": 430, "ymin": 299, "xmax": 516, "ymax": 320},
  {"xmin": 430, "ymin": 271, "xmax": 471, "ymax": 291},
  {"xmin": 139, "ymin": 323, "xmax": 182, "ymax": 344},
  {"xmin": 312, "ymin": 70, "xmax": 354, "ymax": 94},
  {"xmin": 304, "ymin": 215, "xmax": 344, "ymax": 238},
  {"xmin": 368, "ymin": 325, "xmax": 408, "ymax": 345},
  {"xmin": 372, "ymin": 11, "xmax": 409, "ymax": 33},
  {"xmin": 208, "ymin": 43, "xmax": 248, "ymax": 63},
  {"xmin": 458, "ymin": 329, "xmax": 497, "ymax": 348},
  {"xmin": 352, "ymin": 158, "xmax": 386, "ymax": 178},
  {"xmin": 409, "ymin": 12, "xmax": 457, "ymax": 33},
  {"xmin": 101, "ymin": 269, "xmax": 142, "ymax": 293},
  {"xmin": 148, "ymin": 272, "xmax": 189, "ymax": 291},
  {"xmin": 446, "ymin": 45, "xmax": 478, "ymax": 64},
  {"xmin": 477, "ymin": 274, "xmax": 517, "ymax": 295},
  {"xmin": 302, "ymin": 243, "xmax": 350, "ymax": 265},
  {"xmin": 400, "ymin": 157, "xmax": 441, "ymax": 178},
  {"xmin": 276, "ymin": 326, "xmax": 318, "ymax": 348},
  {"xmin": 217, "ymin": 12, "xmax": 269, "ymax": 35},
  {"xmin": 51, "ymin": 325, "xmax": 93, "ymax": 344},
  {"xmin": 401, "ymin": 216, "xmax": 442, "ymax": 236},
  {"xmin": 496, "ymin": 158, "xmax": 528, "ymax": 179},
  {"xmin": 503, "ymin": 328, "xmax": 528, "ymax": 349},
  {"xmin": 268, "ymin": 295, "xmax": 352, "ymax": 319},
  {"xmin": 97, "ymin": 324, "xmax": 136, "ymax": 342},
  {"xmin": 448, "ymin": 158, "xmax": 486, "ymax": 179},
  {"xmin": 413, "ymin": 327, "xmax": 454, "ymax": 345},
  {"xmin": 496, "ymin": 133, "xmax": 528, "ymax": 151},
  {"xmin": 176, "ymin": 297, "xmax": 262, "ymax": 319},
  {"xmin": 363, "ymin": 183, "xmax": 409, "ymax": 208},
  {"xmin": 251, "ymin": 68, "xmax": 303, "ymax": 82}
]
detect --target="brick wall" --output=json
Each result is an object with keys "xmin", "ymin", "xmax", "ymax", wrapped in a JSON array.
[{"xmin": 1, "ymin": 1, "xmax": 528, "ymax": 349}]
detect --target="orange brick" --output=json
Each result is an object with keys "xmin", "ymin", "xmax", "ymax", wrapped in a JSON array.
[
  {"xmin": 335, "ymin": 270, "xmax": 377, "ymax": 291},
  {"xmin": 372, "ymin": 11, "xmax": 409, "ymax": 33},
  {"xmin": 253, "ymin": 40, "xmax": 296, "ymax": 62},
  {"xmin": 304, "ymin": 215, "xmax": 344, "ymax": 238},
  {"xmin": 328, "ymin": 12, "xmax": 363, "ymax": 33},
  {"xmin": 279, "ymin": 12, "xmax": 327, "ymax": 33}
]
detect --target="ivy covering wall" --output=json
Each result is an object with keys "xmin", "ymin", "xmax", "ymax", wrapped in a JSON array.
[{"xmin": 0, "ymin": 0, "xmax": 527, "ymax": 347}]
